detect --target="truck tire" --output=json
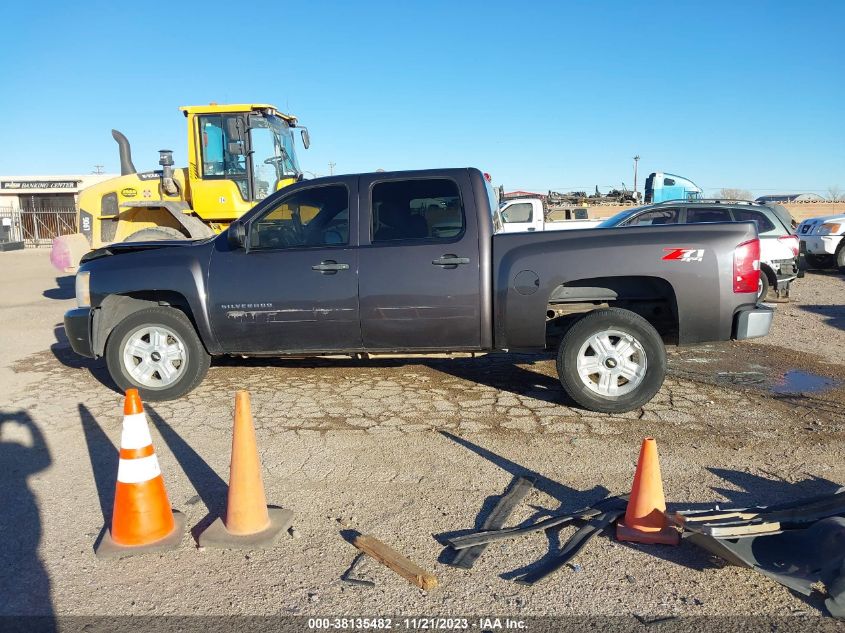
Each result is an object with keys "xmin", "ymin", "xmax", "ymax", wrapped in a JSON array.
[
  {"xmin": 757, "ymin": 269, "xmax": 771, "ymax": 302},
  {"xmin": 105, "ymin": 306, "xmax": 210, "ymax": 401},
  {"xmin": 556, "ymin": 308, "xmax": 666, "ymax": 414},
  {"xmin": 124, "ymin": 227, "xmax": 186, "ymax": 242},
  {"xmin": 804, "ymin": 253, "xmax": 833, "ymax": 270}
]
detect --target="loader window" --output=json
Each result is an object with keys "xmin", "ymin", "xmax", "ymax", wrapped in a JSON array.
[
  {"xmin": 250, "ymin": 184, "xmax": 349, "ymax": 250},
  {"xmin": 199, "ymin": 114, "xmax": 249, "ymax": 200}
]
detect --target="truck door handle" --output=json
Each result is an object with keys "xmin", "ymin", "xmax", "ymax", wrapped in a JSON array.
[
  {"xmin": 432, "ymin": 255, "xmax": 470, "ymax": 268},
  {"xmin": 312, "ymin": 260, "xmax": 349, "ymax": 274}
]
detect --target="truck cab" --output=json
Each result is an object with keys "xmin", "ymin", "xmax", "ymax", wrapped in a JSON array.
[
  {"xmin": 644, "ymin": 172, "xmax": 703, "ymax": 204},
  {"xmin": 495, "ymin": 198, "xmax": 600, "ymax": 233}
]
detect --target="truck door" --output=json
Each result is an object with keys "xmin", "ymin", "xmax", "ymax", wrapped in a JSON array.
[
  {"xmin": 498, "ymin": 200, "xmax": 538, "ymax": 232},
  {"xmin": 207, "ymin": 177, "xmax": 361, "ymax": 353},
  {"xmin": 357, "ymin": 172, "xmax": 482, "ymax": 350}
]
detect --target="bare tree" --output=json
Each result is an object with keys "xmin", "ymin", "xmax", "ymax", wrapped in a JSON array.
[
  {"xmin": 716, "ymin": 188, "xmax": 753, "ymax": 200},
  {"xmin": 828, "ymin": 186, "xmax": 842, "ymax": 202}
]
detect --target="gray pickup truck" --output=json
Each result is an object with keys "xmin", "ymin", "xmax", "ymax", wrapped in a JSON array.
[{"xmin": 64, "ymin": 168, "xmax": 772, "ymax": 413}]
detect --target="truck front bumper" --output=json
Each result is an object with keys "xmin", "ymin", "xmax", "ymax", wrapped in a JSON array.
[
  {"xmin": 64, "ymin": 307, "xmax": 95, "ymax": 358},
  {"xmin": 732, "ymin": 305, "xmax": 774, "ymax": 340},
  {"xmin": 799, "ymin": 235, "xmax": 840, "ymax": 256}
]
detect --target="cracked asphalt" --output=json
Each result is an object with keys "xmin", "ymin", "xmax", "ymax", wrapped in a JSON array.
[{"xmin": 1, "ymin": 249, "xmax": 844, "ymax": 623}]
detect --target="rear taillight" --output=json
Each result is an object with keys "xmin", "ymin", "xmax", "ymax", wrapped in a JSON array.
[
  {"xmin": 778, "ymin": 234, "xmax": 800, "ymax": 258},
  {"xmin": 733, "ymin": 238, "xmax": 760, "ymax": 294}
]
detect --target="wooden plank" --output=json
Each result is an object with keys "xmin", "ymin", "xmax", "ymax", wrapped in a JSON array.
[{"xmin": 352, "ymin": 534, "xmax": 438, "ymax": 590}]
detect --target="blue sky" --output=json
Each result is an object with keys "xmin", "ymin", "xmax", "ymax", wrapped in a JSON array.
[{"xmin": 1, "ymin": 0, "xmax": 842, "ymax": 196}]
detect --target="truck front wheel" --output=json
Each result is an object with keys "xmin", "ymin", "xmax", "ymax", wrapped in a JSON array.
[
  {"xmin": 556, "ymin": 308, "xmax": 666, "ymax": 414},
  {"xmin": 105, "ymin": 307, "xmax": 210, "ymax": 401}
]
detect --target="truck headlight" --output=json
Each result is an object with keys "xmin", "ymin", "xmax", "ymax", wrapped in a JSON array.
[
  {"xmin": 75, "ymin": 271, "xmax": 91, "ymax": 308},
  {"xmin": 818, "ymin": 223, "xmax": 841, "ymax": 235}
]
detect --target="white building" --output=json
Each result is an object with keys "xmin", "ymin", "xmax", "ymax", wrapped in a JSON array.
[{"xmin": 0, "ymin": 174, "xmax": 116, "ymax": 211}]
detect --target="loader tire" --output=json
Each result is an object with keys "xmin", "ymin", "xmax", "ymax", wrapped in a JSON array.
[{"xmin": 124, "ymin": 227, "xmax": 186, "ymax": 242}]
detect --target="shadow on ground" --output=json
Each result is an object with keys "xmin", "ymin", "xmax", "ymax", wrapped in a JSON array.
[
  {"xmin": 214, "ymin": 352, "xmax": 572, "ymax": 406},
  {"xmin": 51, "ymin": 324, "xmax": 116, "ymax": 393},
  {"xmin": 146, "ymin": 405, "xmax": 228, "ymax": 544},
  {"xmin": 0, "ymin": 410, "xmax": 56, "ymax": 628},
  {"xmin": 800, "ymin": 304, "xmax": 845, "ymax": 332},
  {"xmin": 42, "ymin": 276, "xmax": 74, "ymax": 301}
]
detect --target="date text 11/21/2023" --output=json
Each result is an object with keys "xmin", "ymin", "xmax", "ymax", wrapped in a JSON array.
[{"xmin": 307, "ymin": 617, "xmax": 527, "ymax": 630}]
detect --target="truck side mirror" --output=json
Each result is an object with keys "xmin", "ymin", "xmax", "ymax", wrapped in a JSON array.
[
  {"xmin": 228, "ymin": 221, "xmax": 246, "ymax": 249},
  {"xmin": 300, "ymin": 128, "xmax": 311, "ymax": 149}
]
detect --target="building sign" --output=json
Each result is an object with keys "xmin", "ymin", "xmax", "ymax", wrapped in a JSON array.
[{"xmin": 1, "ymin": 180, "xmax": 81, "ymax": 190}]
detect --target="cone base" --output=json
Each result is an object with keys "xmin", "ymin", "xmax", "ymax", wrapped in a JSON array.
[
  {"xmin": 198, "ymin": 507, "xmax": 293, "ymax": 549},
  {"xmin": 94, "ymin": 510, "xmax": 186, "ymax": 558},
  {"xmin": 616, "ymin": 519, "xmax": 680, "ymax": 545}
]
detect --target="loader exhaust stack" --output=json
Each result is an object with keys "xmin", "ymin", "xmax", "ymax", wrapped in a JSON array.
[{"xmin": 111, "ymin": 129, "xmax": 137, "ymax": 176}]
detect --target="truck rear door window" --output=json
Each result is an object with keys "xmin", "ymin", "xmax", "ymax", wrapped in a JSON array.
[
  {"xmin": 501, "ymin": 202, "xmax": 533, "ymax": 223},
  {"xmin": 623, "ymin": 208, "xmax": 679, "ymax": 226},
  {"xmin": 687, "ymin": 208, "xmax": 732, "ymax": 223},
  {"xmin": 250, "ymin": 184, "xmax": 349, "ymax": 249},
  {"xmin": 371, "ymin": 178, "xmax": 464, "ymax": 242}
]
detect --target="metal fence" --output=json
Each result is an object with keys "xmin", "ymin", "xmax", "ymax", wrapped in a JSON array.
[{"xmin": 0, "ymin": 207, "xmax": 78, "ymax": 247}]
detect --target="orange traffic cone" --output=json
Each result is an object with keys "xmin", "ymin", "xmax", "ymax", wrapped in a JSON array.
[
  {"xmin": 198, "ymin": 390, "xmax": 293, "ymax": 548},
  {"xmin": 95, "ymin": 389, "xmax": 185, "ymax": 557},
  {"xmin": 616, "ymin": 437, "xmax": 680, "ymax": 545}
]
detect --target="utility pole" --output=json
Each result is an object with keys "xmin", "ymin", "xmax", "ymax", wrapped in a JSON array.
[
  {"xmin": 328, "ymin": 162, "xmax": 336, "ymax": 176},
  {"xmin": 93, "ymin": 165, "xmax": 104, "ymax": 175},
  {"xmin": 632, "ymin": 155, "xmax": 640, "ymax": 200}
]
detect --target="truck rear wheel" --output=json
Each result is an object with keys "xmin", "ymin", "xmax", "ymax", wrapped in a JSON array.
[
  {"xmin": 105, "ymin": 306, "xmax": 210, "ymax": 401},
  {"xmin": 556, "ymin": 308, "xmax": 666, "ymax": 414}
]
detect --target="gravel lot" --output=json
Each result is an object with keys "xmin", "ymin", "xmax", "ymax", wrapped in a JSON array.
[{"xmin": 1, "ymin": 249, "xmax": 844, "ymax": 625}]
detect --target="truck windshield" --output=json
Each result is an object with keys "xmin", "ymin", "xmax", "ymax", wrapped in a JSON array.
[{"xmin": 250, "ymin": 115, "xmax": 301, "ymax": 200}]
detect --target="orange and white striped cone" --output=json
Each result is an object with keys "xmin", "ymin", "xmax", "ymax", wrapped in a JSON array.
[{"xmin": 94, "ymin": 389, "xmax": 185, "ymax": 558}]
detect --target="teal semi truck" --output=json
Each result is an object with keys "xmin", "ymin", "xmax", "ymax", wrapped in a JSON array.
[{"xmin": 645, "ymin": 172, "xmax": 703, "ymax": 203}]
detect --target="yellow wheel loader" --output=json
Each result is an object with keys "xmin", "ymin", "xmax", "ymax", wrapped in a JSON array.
[{"xmin": 51, "ymin": 103, "xmax": 310, "ymax": 271}]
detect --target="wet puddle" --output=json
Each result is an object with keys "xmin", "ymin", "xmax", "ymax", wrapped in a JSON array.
[
  {"xmin": 669, "ymin": 344, "xmax": 842, "ymax": 396},
  {"xmin": 769, "ymin": 370, "xmax": 840, "ymax": 395},
  {"xmin": 713, "ymin": 369, "xmax": 840, "ymax": 394}
]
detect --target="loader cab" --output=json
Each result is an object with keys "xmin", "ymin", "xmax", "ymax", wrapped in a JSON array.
[{"xmin": 182, "ymin": 104, "xmax": 304, "ymax": 222}]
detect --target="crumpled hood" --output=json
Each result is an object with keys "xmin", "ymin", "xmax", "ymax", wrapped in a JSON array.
[{"xmin": 80, "ymin": 239, "xmax": 205, "ymax": 264}]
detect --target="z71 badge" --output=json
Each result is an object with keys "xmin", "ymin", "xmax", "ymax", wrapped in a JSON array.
[{"xmin": 662, "ymin": 248, "xmax": 705, "ymax": 262}]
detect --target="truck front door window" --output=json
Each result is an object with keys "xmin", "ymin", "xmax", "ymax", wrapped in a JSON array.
[
  {"xmin": 250, "ymin": 184, "xmax": 349, "ymax": 250},
  {"xmin": 502, "ymin": 202, "xmax": 533, "ymax": 223},
  {"xmin": 372, "ymin": 179, "xmax": 464, "ymax": 241}
]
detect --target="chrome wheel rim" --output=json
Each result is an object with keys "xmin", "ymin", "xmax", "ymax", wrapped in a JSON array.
[
  {"xmin": 122, "ymin": 326, "xmax": 186, "ymax": 388},
  {"xmin": 576, "ymin": 329, "xmax": 648, "ymax": 397}
]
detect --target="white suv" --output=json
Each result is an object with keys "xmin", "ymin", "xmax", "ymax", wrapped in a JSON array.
[{"xmin": 796, "ymin": 214, "xmax": 845, "ymax": 273}]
